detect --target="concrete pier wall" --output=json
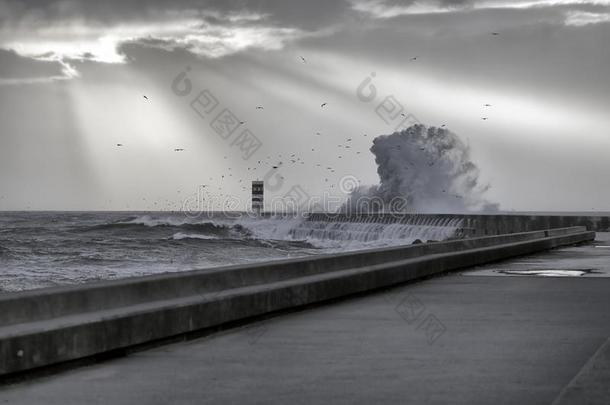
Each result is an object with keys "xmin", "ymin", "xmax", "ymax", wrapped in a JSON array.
[
  {"xmin": 305, "ymin": 213, "xmax": 610, "ymax": 234},
  {"xmin": 0, "ymin": 229, "xmax": 552, "ymax": 327},
  {"xmin": 0, "ymin": 226, "xmax": 594, "ymax": 377}
]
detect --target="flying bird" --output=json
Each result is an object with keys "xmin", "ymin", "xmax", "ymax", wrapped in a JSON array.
[
  {"xmin": 482, "ymin": 117, "xmax": 489, "ymax": 120},
  {"xmin": 300, "ymin": 56, "xmax": 307, "ymax": 64},
  {"xmin": 116, "ymin": 144, "xmax": 123, "ymax": 147},
  {"xmin": 143, "ymin": 95, "xmax": 148, "ymax": 100},
  {"xmin": 321, "ymin": 102, "xmax": 328, "ymax": 108},
  {"xmin": 484, "ymin": 103, "xmax": 492, "ymax": 107},
  {"xmin": 174, "ymin": 148, "xmax": 185, "ymax": 152},
  {"xmin": 256, "ymin": 106, "xmax": 264, "ymax": 110},
  {"xmin": 411, "ymin": 57, "xmax": 418, "ymax": 61},
  {"xmin": 492, "ymin": 32, "xmax": 499, "ymax": 36}
]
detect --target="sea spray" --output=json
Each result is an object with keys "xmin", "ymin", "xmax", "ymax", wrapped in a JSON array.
[{"xmin": 343, "ymin": 124, "xmax": 498, "ymax": 213}]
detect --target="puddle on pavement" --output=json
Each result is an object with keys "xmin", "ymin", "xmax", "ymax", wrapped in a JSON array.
[
  {"xmin": 497, "ymin": 269, "xmax": 594, "ymax": 277},
  {"xmin": 461, "ymin": 268, "xmax": 609, "ymax": 277}
]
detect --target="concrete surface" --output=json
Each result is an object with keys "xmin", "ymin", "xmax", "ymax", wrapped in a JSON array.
[
  {"xmin": 463, "ymin": 232, "xmax": 610, "ymax": 277},
  {"xmin": 551, "ymin": 337, "xmax": 610, "ymax": 405},
  {"xmin": 0, "ymin": 233, "xmax": 608, "ymax": 404},
  {"xmin": 0, "ymin": 228, "xmax": 593, "ymax": 376}
]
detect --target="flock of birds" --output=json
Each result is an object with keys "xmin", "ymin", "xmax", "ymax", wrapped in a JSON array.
[{"xmin": 112, "ymin": 34, "xmax": 501, "ymax": 211}]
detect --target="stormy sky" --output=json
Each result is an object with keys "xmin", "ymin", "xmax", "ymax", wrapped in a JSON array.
[{"xmin": 0, "ymin": 0, "xmax": 608, "ymax": 211}]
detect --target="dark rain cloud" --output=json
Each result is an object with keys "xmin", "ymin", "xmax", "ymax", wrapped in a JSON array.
[{"xmin": 0, "ymin": 0, "xmax": 351, "ymax": 29}]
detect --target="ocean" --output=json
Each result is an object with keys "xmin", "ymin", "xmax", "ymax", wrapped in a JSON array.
[{"xmin": 0, "ymin": 211, "xmax": 462, "ymax": 292}]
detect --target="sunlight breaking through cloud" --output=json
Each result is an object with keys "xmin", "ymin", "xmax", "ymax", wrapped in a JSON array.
[
  {"xmin": 350, "ymin": 0, "xmax": 610, "ymax": 18},
  {"xmin": 0, "ymin": 9, "xmax": 318, "ymax": 80},
  {"xmin": 565, "ymin": 10, "xmax": 610, "ymax": 24}
]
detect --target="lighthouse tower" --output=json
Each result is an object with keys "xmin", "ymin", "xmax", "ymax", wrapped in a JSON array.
[{"xmin": 251, "ymin": 181, "xmax": 264, "ymax": 214}]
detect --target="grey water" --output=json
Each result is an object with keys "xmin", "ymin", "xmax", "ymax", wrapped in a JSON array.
[{"xmin": 0, "ymin": 211, "xmax": 462, "ymax": 292}]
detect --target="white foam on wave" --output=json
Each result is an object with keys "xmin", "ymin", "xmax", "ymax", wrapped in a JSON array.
[
  {"xmin": 171, "ymin": 232, "xmax": 219, "ymax": 241},
  {"xmin": 121, "ymin": 215, "xmax": 225, "ymax": 228}
]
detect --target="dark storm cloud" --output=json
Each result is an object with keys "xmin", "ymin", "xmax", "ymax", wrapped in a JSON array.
[
  {"xmin": 0, "ymin": 0, "xmax": 350, "ymax": 65},
  {"xmin": 0, "ymin": 0, "xmax": 350, "ymax": 29},
  {"xmin": 299, "ymin": 4, "xmax": 610, "ymax": 108},
  {"xmin": 3, "ymin": 0, "xmax": 608, "ymax": 66},
  {"xmin": 1, "ymin": 0, "xmax": 607, "ymax": 98},
  {"xmin": 0, "ymin": 48, "xmax": 66, "ymax": 83}
]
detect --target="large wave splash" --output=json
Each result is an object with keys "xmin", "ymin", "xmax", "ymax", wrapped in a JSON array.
[{"xmin": 343, "ymin": 125, "xmax": 499, "ymax": 213}]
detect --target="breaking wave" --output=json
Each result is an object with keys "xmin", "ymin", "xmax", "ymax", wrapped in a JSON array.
[
  {"xmin": 71, "ymin": 213, "xmax": 466, "ymax": 249},
  {"xmin": 82, "ymin": 216, "xmax": 249, "ymax": 238},
  {"xmin": 171, "ymin": 232, "xmax": 220, "ymax": 241},
  {"xmin": 343, "ymin": 124, "xmax": 499, "ymax": 213}
]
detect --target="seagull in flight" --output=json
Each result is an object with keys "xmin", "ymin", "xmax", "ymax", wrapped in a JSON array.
[
  {"xmin": 411, "ymin": 56, "xmax": 418, "ymax": 61},
  {"xmin": 256, "ymin": 106, "xmax": 264, "ymax": 110},
  {"xmin": 482, "ymin": 117, "xmax": 489, "ymax": 120},
  {"xmin": 492, "ymin": 32, "xmax": 499, "ymax": 36},
  {"xmin": 300, "ymin": 56, "xmax": 307, "ymax": 64},
  {"xmin": 321, "ymin": 102, "xmax": 328, "ymax": 108},
  {"xmin": 174, "ymin": 148, "xmax": 185, "ymax": 152},
  {"xmin": 143, "ymin": 95, "xmax": 148, "ymax": 100},
  {"xmin": 484, "ymin": 103, "xmax": 492, "ymax": 107},
  {"xmin": 116, "ymin": 143, "xmax": 123, "ymax": 147}
]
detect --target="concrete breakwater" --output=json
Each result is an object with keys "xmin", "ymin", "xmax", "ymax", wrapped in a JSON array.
[
  {"xmin": 304, "ymin": 213, "xmax": 610, "ymax": 235},
  {"xmin": 0, "ymin": 226, "xmax": 594, "ymax": 377}
]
